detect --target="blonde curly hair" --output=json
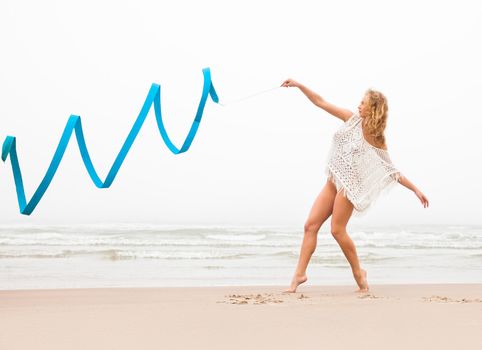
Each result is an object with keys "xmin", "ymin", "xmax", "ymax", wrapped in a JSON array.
[{"xmin": 363, "ymin": 89, "xmax": 388, "ymax": 148}]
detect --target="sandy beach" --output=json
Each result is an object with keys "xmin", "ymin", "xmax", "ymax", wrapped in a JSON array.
[{"xmin": 1, "ymin": 283, "xmax": 481, "ymax": 350}]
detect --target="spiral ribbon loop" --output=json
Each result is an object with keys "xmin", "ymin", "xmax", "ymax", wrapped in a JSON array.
[{"xmin": 1, "ymin": 67, "xmax": 219, "ymax": 215}]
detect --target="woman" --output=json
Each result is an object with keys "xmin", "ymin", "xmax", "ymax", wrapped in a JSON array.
[{"xmin": 280, "ymin": 79, "xmax": 429, "ymax": 293}]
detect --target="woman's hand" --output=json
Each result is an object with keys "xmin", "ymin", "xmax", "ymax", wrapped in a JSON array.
[
  {"xmin": 399, "ymin": 177, "xmax": 429, "ymax": 209},
  {"xmin": 414, "ymin": 190, "xmax": 429, "ymax": 208},
  {"xmin": 281, "ymin": 79, "xmax": 300, "ymax": 88}
]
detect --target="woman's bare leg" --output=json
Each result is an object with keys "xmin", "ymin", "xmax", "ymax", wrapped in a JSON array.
[
  {"xmin": 330, "ymin": 191, "xmax": 369, "ymax": 292},
  {"xmin": 284, "ymin": 179, "xmax": 337, "ymax": 293}
]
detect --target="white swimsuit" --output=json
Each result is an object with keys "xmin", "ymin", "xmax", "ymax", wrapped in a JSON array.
[{"xmin": 325, "ymin": 113, "xmax": 402, "ymax": 216}]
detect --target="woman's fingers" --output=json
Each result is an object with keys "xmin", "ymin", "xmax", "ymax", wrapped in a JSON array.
[
  {"xmin": 423, "ymin": 194, "xmax": 429, "ymax": 208},
  {"xmin": 416, "ymin": 191, "xmax": 429, "ymax": 208},
  {"xmin": 281, "ymin": 79, "xmax": 296, "ymax": 87},
  {"xmin": 421, "ymin": 194, "xmax": 429, "ymax": 208}
]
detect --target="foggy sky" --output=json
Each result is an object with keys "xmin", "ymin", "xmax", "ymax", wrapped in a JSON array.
[{"xmin": 1, "ymin": 0, "xmax": 481, "ymax": 227}]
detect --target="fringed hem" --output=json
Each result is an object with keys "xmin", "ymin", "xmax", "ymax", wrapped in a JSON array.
[
  {"xmin": 324, "ymin": 167, "xmax": 401, "ymax": 218},
  {"xmin": 353, "ymin": 170, "xmax": 401, "ymax": 217},
  {"xmin": 325, "ymin": 167, "xmax": 364, "ymax": 215}
]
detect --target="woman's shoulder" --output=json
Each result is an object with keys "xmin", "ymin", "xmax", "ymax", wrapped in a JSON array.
[
  {"xmin": 344, "ymin": 112, "xmax": 360, "ymax": 124},
  {"xmin": 360, "ymin": 121, "xmax": 388, "ymax": 150}
]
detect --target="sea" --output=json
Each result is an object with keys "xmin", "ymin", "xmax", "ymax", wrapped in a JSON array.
[{"xmin": 0, "ymin": 224, "xmax": 481, "ymax": 290}]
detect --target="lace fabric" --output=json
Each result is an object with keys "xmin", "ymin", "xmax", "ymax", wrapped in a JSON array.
[{"xmin": 324, "ymin": 113, "xmax": 401, "ymax": 216}]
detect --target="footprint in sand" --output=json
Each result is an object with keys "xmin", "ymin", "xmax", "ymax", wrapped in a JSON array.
[
  {"xmin": 422, "ymin": 295, "xmax": 482, "ymax": 303},
  {"xmin": 358, "ymin": 293, "xmax": 379, "ymax": 299},
  {"xmin": 219, "ymin": 292, "xmax": 313, "ymax": 305},
  {"xmin": 357, "ymin": 293, "xmax": 392, "ymax": 300},
  {"xmin": 219, "ymin": 293, "xmax": 289, "ymax": 305}
]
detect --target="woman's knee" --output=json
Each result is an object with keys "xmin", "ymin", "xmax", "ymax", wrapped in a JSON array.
[
  {"xmin": 330, "ymin": 224, "xmax": 346, "ymax": 239},
  {"xmin": 304, "ymin": 221, "xmax": 321, "ymax": 235}
]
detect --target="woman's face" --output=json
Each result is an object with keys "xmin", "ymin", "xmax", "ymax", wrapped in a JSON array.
[{"xmin": 358, "ymin": 94, "xmax": 370, "ymax": 118}]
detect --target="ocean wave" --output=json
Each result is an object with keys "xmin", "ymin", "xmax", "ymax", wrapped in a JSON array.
[
  {"xmin": 1, "ymin": 226, "xmax": 481, "ymax": 264},
  {"xmin": 205, "ymin": 233, "xmax": 267, "ymax": 241},
  {"xmin": 0, "ymin": 249, "xmax": 96, "ymax": 259},
  {"xmin": 0, "ymin": 238, "xmax": 300, "ymax": 248},
  {"xmin": 1, "ymin": 237, "xmax": 480, "ymax": 251},
  {"xmin": 106, "ymin": 250, "xmax": 255, "ymax": 261}
]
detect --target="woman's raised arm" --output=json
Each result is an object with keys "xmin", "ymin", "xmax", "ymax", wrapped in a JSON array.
[{"xmin": 281, "ymin": 78, "xmax": 353, "ymax": 122}]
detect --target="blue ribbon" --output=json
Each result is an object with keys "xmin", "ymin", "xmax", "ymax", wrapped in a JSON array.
[{"xmin": 1, "ymin": 67, "xmax": 219, "ymax": 215}]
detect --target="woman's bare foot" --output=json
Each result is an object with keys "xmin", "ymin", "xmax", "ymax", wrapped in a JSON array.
[
  {"xmin": 354, "ymin": 269, "xmax": 369, "ymax": 292},
  {"xmin": 284, "ymin": 274, "xmax": 308, "ymax": 293}
]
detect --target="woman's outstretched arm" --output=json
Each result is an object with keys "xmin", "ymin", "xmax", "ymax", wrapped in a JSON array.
[
  {"xmin": 398, "ymin": 175, "xmax": 430, "ymax": 208},
  {"xmin": 281, "ymin": 78, "xmax": 353, "ymax": 122}
]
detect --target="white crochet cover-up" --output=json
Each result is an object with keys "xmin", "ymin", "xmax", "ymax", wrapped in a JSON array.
[{"xmin": 324, "ymin": 112, "xmax": 402, "ymax": 216}]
